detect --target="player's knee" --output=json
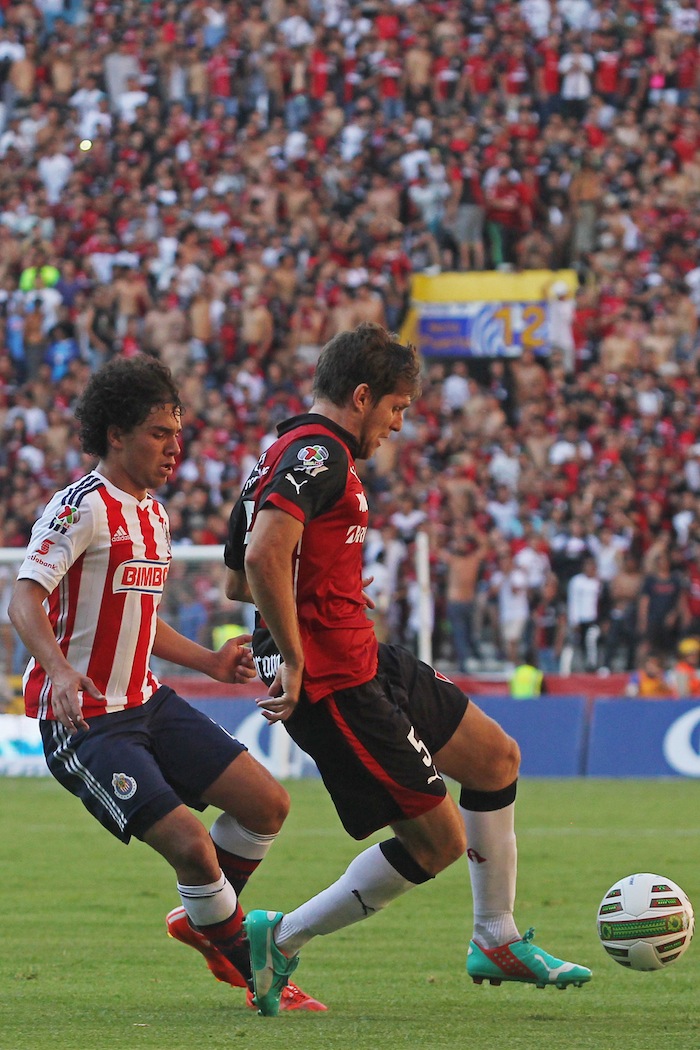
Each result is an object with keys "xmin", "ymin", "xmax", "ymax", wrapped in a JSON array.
[
  {"xmin": 426, "ymin": 827, "xmax": 467, "ymax": 875},
  {"xmin": 498, "ymin": 731, "xmax": 521, "ymax": 784},
  {"xmin": 443, "ymin": 824, "xmax": 468, "ymax": 868},
  {"xmin": 264, "ymin": 782, "xmax": 291, "ymax": 832},
  {"xmin": 174, "ymin": 824, "xmax": 221, "ymax": 882},
  {"xmin": 247, "ymin": 780, "xmax": 291, "ymax": 834},
  {"xmin": 417, "ymin": 820, "xmax": 467, "ymax": 876}
]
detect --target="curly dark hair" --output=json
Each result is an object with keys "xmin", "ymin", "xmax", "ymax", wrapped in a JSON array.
[
  {"xmin": 313, "ymin": 322, "xmax": 421, "ymax": 406},
  {"xmin": 75, "ymin": 356, "xmax": 183, "ymax": 458}
]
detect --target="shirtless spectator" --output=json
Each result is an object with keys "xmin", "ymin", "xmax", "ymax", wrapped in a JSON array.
[
  {"xmin": 365, "ymin": 171, "xmax": 401, "ymax": 224},
  {"xmin": 511, "ymin": 346, "xmax": 548, "ymax": 411},
  {"xmin": 404, "ymin": 32, "xmax": 433, "ymax": 111},
  {"xmin": 142, "ymin": 293, "xmax": 189, "ymax": 359},
  {"xmin": 112, "ymin": 265, "xmax": 152, "ymax": 337},
  {"xmin": 444, "ymin": 523, "xmax": 490, "ymax": 671},
  {"xmin": 325, "ymin": 286, "xmax": 359, "ymax": 338},
  {"xmin": 599, "ymin": 315, "xmax": 641, "ymax": 373},
  {"xmin": 281, "ymin": 167, "xmax": 314, "ymax": 222},
  {"xmin": 288, "ymin": 286, "xmax": 328, "ymax": 366},
  {"xmin": 352, "ymin": 282, "xmax": 386, "ymax": 326},
  {"xmin": 240, "ymin": 286, "xmax": 275, "ymax": 362}
]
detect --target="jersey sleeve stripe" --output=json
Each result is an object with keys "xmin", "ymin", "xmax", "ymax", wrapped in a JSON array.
[{"xmin": 265, "ymin": 491, "xmax": 307, "ymax": 522}]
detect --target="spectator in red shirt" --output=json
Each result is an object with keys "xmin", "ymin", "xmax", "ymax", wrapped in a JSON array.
[
  {"xmin": 376, "ymin": 36, "xmax": 405, "ymax": 122},
  {"xmin": 485, "ymin": 169, "xmax": 527, "ymax": 269}
]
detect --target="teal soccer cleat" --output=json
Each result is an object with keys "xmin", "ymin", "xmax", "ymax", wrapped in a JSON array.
[
  {"xmin": 467, "ymin": 928, "xmax": 592, "ymax": 989},
  {"xmin": 244, "ymin": 910, "xmax": 300, "ymax": 1016}
]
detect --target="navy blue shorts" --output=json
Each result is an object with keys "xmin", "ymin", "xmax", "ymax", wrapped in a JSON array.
[
  {"xmin": 285, "ymin": 644, "xmax": 469, "ymax": 840},
  {"xmin": 40, "ymin": 686, "xmax": 247, "ymax": 844}
]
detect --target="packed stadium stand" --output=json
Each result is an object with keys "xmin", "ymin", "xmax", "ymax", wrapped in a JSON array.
[{"xmin": 2, "ymin": 0, "xmax": 700, "ymax": 697}]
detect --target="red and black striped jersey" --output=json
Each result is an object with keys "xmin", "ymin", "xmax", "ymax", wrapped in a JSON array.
[{"xmin": 225, "ymin": 414, "xmax": 378, "ymax": 701}]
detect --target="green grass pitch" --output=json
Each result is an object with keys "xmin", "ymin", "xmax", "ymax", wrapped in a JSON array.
[{"xmin": 1, "ymin": 777, "xmax": 697, "ymax": 1050}]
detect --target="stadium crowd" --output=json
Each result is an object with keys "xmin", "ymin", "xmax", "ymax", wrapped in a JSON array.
[{"xmin": 3, "ymin": 0, "xmax": 700, "ymax": 691}]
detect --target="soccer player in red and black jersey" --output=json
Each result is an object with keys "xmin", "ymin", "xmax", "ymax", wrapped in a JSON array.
[
  {"xmin": 224, "ymin": 323, "xmax": 592, "ymax": 1016},
  {"xmin": 9, "ymin": 356, "xmax": 324, "ymax": 1012}
]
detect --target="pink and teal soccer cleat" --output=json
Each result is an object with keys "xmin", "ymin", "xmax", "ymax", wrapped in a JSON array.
[
  {"xmin": 467, "ymin": 928, "xmax": 592, "ymax": 989},
  {"xmin": 244, "ymin": 909, "xmax": 300, "ymax": 1017},
  {"xmin": 167, "ymin": 907, "xmax": 327, "ymax": 1011}
]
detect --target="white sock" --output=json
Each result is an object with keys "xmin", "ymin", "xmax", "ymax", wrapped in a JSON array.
[
  {"xmin": 177, "ymin": 872, "xmax": 238, "ymax": 927},
  {"xmin": 275, "ymin": 843, "xmax": 418, "ymax": 956},
  {"xmin": 460, "ymin": 803, "xmax": 519, "ymax": 948},
  {"xmin": 210, "ymin": 812, "xmax": 277, "ymax": 860}
]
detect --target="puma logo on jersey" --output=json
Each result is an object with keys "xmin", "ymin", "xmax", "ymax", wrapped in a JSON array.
[
  {"xmin": 285, "ymin": 473, "xmax": 308, "ymax": 495},
  {"xmin": 113, "ymin": 559, "xmax": 169, "ymax": 594}
]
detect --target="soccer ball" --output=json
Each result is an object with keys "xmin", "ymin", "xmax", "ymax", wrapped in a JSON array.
[{"xmin": 597, "ymin": 873, "xmax": 694, "ymax": 971}]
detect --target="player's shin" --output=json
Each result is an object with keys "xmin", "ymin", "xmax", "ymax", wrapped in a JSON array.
[
  {"xmin": 275, "ymin": 839, "xmax": 433, "ymax": 956},
  {"xmin": 459, "ymin": 782, "xmax": 519, "ymax": 948},
  {"xmin": 177, "ymin": 872, "xmax": 252, "ymax": 984},
  {"xmin": 210, "ymin": 812, "xmax": 277, "ymax": 895}
]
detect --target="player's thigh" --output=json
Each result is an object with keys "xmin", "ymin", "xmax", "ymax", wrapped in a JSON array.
[
  {"xmin": 433, "ymin": 701, "xmax": 520, "ymax": 791},
  {"xmin": 149, "ymin": 689, "xmax": 248, "ymax": 804},
  {"xmin": 151, "ymin": 690, "xmax": 288, "ymax": 832},
  {"xmin": 201, "ymin": 750, "xmax": 289, "ymax": 834}
]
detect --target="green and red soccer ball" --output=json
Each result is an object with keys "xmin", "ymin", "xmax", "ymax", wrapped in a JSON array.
[{"xmin": 597, "ymin": 872, "xmax": 694, "ymax": 971}]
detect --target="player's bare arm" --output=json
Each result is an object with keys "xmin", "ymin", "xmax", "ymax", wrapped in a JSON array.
[
  {"xmin": 224, "ymin": 566, "xmax": 253, "ymax": 603},
  {"xmin": 8, "ymin": 578, "xmax": 102, "ymax": 732},
  {"xmin": 152, "ymin": 617, "xmax": 256, "ymax": 684},
  {"xmin": 244, "ymin": 505, "xmax": 305, "ymax": 723}
]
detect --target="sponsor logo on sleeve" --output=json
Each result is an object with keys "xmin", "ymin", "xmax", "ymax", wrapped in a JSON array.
[
  {"xmin": 50, "ymin": 505, "xmax": 81, "ymax": 532},
  {"xmin": 298, "ymin": 444, "xmax": 329, "ymax": 466},
  {"xmin": 28, "ymin": 537, "xmax": 57, "ymax": 568},
  {"xmin": 112, "ymin": 559, "xmax": 169, "ymax": 594},
  {"xmin": 294, "ymin": 444, "xmax": 329, "ymax": 477}
]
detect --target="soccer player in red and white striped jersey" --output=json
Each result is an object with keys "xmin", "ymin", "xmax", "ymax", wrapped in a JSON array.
[{"xmin": 9, "ymin": 356, "xmax": 324, "ymax": 1012}]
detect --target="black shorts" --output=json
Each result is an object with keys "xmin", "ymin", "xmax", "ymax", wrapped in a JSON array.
[
  {"xmin": 285, "ymin": 643, "xmax": 469, "ymax": 840},
  {"xmin": 40, "ymin": 686, "xmax": 247, "ymax": 844}
]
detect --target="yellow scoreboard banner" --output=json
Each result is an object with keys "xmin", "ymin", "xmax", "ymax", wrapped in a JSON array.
[{"xmin": 400, "ymin": 270, "xmax": 577, "ymax": 358}]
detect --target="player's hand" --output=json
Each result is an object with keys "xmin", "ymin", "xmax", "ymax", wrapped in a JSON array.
[
  {"xmin": 50, "ymin": 671, "xmax": 102, "ymax": 733},
  {"xmin": 361, "ymin": 574, "xmax": 376, "ymax": 610},
  {"xmin": 255, "ymin": 663, "xmax": 302, "ymax": 723},
  {"xmin": 211, "ymin": 634, "xmax": 256, "ymax": 684}
]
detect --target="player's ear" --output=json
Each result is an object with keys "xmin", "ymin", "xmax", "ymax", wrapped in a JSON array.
[
  {"xmin": 353, "ymin": 383, "xmax": 372, "ymax": 412},
  {"xmin": 106, "ymin": 423, "xmax": 124, "ymax": 449}
]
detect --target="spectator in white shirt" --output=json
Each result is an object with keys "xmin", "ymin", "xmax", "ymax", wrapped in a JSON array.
[
  {"xmin": 490, "ymin": 552, "xmax": 531, "ymax": 664},
  {"xmin": 117, "ymin": 76, "xmax": 149, "ymax": 125},
  {"xmin": 279, "ymin": 3, "xmax": 315, "ymax": 47},
  {"xmin": 37, "ymin": 139, "xmax": 73, "ymax": 206},
  {"xmin": 567, "ymin": 556, "xmax": 602, "ymax": 671},
  {"xmin": 442, "ymin": 362, "xmax": 471, "ymax": 412}
]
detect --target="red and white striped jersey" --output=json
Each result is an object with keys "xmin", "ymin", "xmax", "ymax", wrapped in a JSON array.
[{"xmin": 17, "ymin": 471, "xmax": 171, "ymax": 720}]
